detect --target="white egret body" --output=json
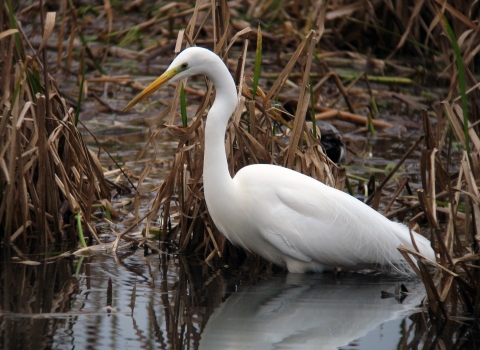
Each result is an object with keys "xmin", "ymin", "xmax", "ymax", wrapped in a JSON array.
[{"xmin": 125, "ymin": 47, "xmax": 435, "ymax": 274}]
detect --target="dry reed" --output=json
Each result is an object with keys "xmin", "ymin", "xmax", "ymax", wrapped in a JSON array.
[{"xmin": 0, "ymin": 1, "xmax": 111, "ymax": 250}]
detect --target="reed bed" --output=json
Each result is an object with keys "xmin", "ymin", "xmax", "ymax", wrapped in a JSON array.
[
  {"xmin": 5, "ymin": 0, "xmax": 480, "ymax": 327},
  {"xmin": 0, "ymin": 1, "xmax": 111, "ymax": 249}
]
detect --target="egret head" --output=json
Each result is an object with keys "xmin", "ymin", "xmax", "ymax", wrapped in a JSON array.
[{"xmin": 124, "ymin": 47, "xmax": 217, "ymax": 111}]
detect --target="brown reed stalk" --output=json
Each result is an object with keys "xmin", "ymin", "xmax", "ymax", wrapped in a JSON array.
[{"xmin": 0, "ymin": 4, "xmax": 111, "ymax": 250}]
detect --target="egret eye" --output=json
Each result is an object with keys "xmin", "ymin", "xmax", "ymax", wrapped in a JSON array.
[{"xmin": 181, "ymin": 62, "xmax": 188, "ymax": 69}]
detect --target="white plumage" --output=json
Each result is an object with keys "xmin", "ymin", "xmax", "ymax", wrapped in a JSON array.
[{"xmin": 125, "ymin": 47, "xmax": 435, "ymax": 274}]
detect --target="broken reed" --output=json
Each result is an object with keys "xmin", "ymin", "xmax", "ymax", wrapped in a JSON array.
[{"xmin": 0, "ymin": 3, "xmax": 111, "ymax": 248}]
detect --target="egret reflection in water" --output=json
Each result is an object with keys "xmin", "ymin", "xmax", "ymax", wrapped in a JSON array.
[{"xmin": 199, "ymin": 274, "xmax": 425, "ymax": 350}]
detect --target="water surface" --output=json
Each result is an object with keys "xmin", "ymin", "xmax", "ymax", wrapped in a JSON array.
[{"xmin": 1, "ymin": 248, "xmax": 432, "ymax": 350}]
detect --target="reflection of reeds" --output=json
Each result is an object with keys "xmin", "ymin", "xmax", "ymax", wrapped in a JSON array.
[
  {"xmin": 2, "ymin": 248, "xmax": 479, "ymax": 349},
  {"xmin": 0, "ymin": 249, "xmax": 77, "ymax": 349},
  {"xmin": 0, "ymin": 2, "xmax": 111, "ymax": 248},
  {"xmin": 399, "ymin": 311, "xmax": 480, "ymax": 349}
]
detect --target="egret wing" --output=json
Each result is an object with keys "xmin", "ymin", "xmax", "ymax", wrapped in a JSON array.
[
  {"xmin": 236, "ymin": 164, "xmax": 407, "ymax": 269},
  {"xmin": 272, "ymin": 183, "xmax": 409, "ymax": 267}
]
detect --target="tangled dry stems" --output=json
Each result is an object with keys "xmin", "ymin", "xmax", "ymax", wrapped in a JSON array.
[{"xmin": 2, "ymin": 0, "xmax": 479, "ymax": 320}]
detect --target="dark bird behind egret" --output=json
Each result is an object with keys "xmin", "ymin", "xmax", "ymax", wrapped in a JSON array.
[
  {"xmin": 125, "ymin": 47, "xmax": 435, "ymax": 274},
  {"xmin": 283, "ymin": 100, "xmax": 346, "ymax": 163}
]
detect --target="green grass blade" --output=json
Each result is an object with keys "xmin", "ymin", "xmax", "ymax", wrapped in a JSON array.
[
  {"xmin": 76, "ymin": 212, "xmax": 88, "ymax": 248},
  {"xmin": 180, "ymin": 83, "xmax": 188, "ymax": 127},
  {"xmin": 371, "ymin": 95, "xmax": 379, "ymax": 115},
  {"xmin": 345, "ymin": 176, "xmax": 354, "ymax": 196},
  {"xmin": 309, "ymin": 79, "xmax": 316, "ymax": 138},
  {"xmin": 27, "ymin": 67, "xmax": 42, "ymax": 96},
  {"xmin": 440, "ymin": 14, "xmax": 469, "ymax": 155},
  {"xmin": 105, "ymin": 204, "xmax": 112, "ymax": 221},
  {"xmin": 75, "ymin": 50, "xmax": 86, "ymax": 126},
  {"xmin": 78, "ymin": 31, "xmax": 106, "ymax": 75},
  {"xmin": 5, "ymin": 0, "xmax": 24, "ymax": 59},
  {"xmin": 252, "ymin": 25, "xmax": 262, "ymax": 99},
  {"xmin": 119, "ymin": 27, "xmax": 142, "ymax": 48},
  {"xmin": 74, "ymin": 256, "xmax": 84, "ymax": 276},
  {"xmin": 367, "ymin": 109, "xmax": 375, "ymax": 134}
]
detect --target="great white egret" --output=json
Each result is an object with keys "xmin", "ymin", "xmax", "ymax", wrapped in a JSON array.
[{"xmin": 125, "ymin": 47, "xmax": 435, "ymax": 274}]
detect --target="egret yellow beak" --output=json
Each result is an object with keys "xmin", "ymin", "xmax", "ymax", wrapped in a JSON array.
[{"xmin": 124, "ymin": 67, "xmax": 179, "ymax": 111}]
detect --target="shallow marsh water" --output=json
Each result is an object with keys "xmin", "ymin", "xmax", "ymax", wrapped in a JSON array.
[{"xmin": 1, "ymin": 248, "xmax": 430, "ymax": 350}]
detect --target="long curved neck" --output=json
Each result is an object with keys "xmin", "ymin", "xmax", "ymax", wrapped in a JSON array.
[{"xmin": 202, "ymin": 57, "xmax": 238, "ymax": 200}]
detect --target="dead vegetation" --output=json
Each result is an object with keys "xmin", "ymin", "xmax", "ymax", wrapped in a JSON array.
[
  {"xmin": 0, "ymin": 1, "xmax": 112, "ymax": 249},
  {"xmin": 3, "ymin": 0, "xmax": 480, "ymax": 328}
]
